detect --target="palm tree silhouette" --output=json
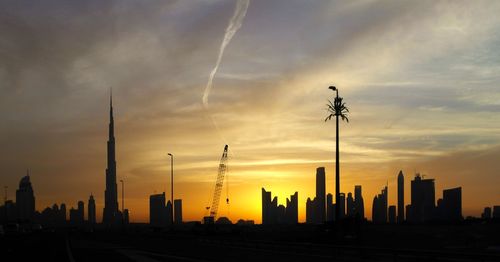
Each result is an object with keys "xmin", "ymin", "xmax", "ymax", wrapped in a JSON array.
[{"xmin": 325, "ymin": 86, "xmax": 349, "ymax": 222}]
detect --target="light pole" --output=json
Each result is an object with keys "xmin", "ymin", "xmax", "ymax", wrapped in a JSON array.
[
  {"xmin": 120, "ymin": 180, "xmax": 124, "ymax": 212},
  {"xmin": 329, "ymin": 85, "xmax": 340, "ymax": 222},
  {"xmin": 167, "ymin": 153, "xmax": 174, "ymax": 225},
  {"xmin": 4, "ymin": 186, "xmax": 7, "ymax": 203}
]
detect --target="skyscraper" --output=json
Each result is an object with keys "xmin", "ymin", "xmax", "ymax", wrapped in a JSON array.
[
  {"xmin": 347, "ymin": 192, "xmax": 354, "ymax": 217},
  {"xmin": 78, "ymin": 201, "xmax": 85, "ymax": 223},
  {"xmin": 103, "ymin": 94, "xmax": 119, "ymax": 225},
  {"xmin": 338, "ymin": 193, "xmax": 346, "ymax": 218},
  {"xmin": 262, "ymin": 188, "xmax": 272, "ymax": 224},
  {"xmin": 88, "ymin": 194, "xmax": 96, "ymax": 224},
  {"xmin": 482, "ymin": 207, "xmax": 492, "ymax": 219},
  {"xmin": 326, "ymin": 193, "xmax": 334, "ymax": 222},
  {"xmin": 316, "ymin": 167, "xmax": 326, "ymax": 223},
  {"xmin": 409, "ymin": 174, "xmax": 435, "ymax": 223},
  {"xmin": 441, "ymin": 187, "xmax": 462, "ymax": 222},
  {"xmin": 397, "ymin": 171, "xmax": 404, "ymax": 224},
  {"xmin": 262, "ymin": 188, "xmax": 298, "ymax": 225},
  {"xmin": 174, "ymin": 199, "xmax": 182, "ymax": 224},
  {"xmin": 388, "ymin": 205, "xmax": 396, "ymax": 224},
  {"xmin": 150, "ymin": 192, "xmax": 167, "ymax": 227},
  {"xmin": 16, "ymin": 171, "xmax": 35, "ymax": 221},
  {"xmin": 354, "ymin": 185, "xmax": 365, "ymax": 220},
  {"xmin": 372, "ymin": 185, "xmax": 388, "ymax": 223},
  {"xmin": 285, "ymin": 192, "xmax": 298, "ymax": 224}
]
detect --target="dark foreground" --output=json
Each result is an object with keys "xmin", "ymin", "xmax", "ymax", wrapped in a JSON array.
[{"xmin": 1, "ymin": 223, "xmax": 500, "ymax": 262}]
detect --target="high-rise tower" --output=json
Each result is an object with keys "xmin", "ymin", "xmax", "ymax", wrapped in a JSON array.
[
  {"xmin": 315, "ymin": 167, "xmax": 326, "ymax": 223},
  {"xmin": 103, "ymin": 93, "xmax": 119, "ymax": 225},
  {"xmin": 397, "ymin": 170, "xmax": 404, "ymax": 223}
]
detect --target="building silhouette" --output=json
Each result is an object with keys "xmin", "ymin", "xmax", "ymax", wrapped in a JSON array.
[
  {"xmin": 326, "ymin": 193, "xmax": 334, "ymax": 222},
  {"xmin": 69, "ymin": 201, "xmax": 85, "ymax": 226},
  {"xmin": 149, "ymin": 192, "xmax": 172, "ymax": 227},
  {"xmin": 482, "ymin": 207, "xmax": 492, "ymax": 219},
  {"xmin": 343, "ymin": 185, "xmax": 365, "ymax": 220},
  {"xmin": 306, "ymin": 167, "xmax": 327, "ymax": 224},
  {"xmin": 262, "ymin": 188, "xmax": 298, "ymax": 225},
  {"xmin": 88, "ymin": 194, "xmax": 96, "ymax": 224},
  {"xmin": 103, "ymin": 94, "xmax": 120, "ymax": 226},
  {"xmin": 388, "ymin": 205, "xmax": 396, "ymax": 224},
  {"xmin": 437, "ymin": 187, "xmax": 462, "ymax": 222},
  {"xmin": 16, "ymin": 171, "xmax": 35, "ymax": 221},
  {"xmin": 407, "ymin": 174, "xmax": 435, "ymax": 223},
  {"xmin": 316, "ymin": 167, "xmax": 326, "ymax": 223},
  {"xmin": 493, "ymin": 206, "xmax": 500, "ymax": 219},
  {"xmin": 347, "ymin": 192, "xmax": 354, "ymax": 217},
  {"xmin": 60, "ymin": 203, "xmax": 66, "ymax": 222},
  {"xmin": 285, "ymin": 192, "xmax": 298, "ymax": 224},
  {"xmin": 372, "ymin": 185, "xmax": 388, "ymax": 223},
  {"xmin": 339, "ymin": 193, "xmax": 346, "ymax": 219},
  {"xmin": 354, "ymin": 185, "xmax": 365, "ymax": 220},
  {"xmin": 397, "ymin": 170, "xmax": 404, "ymax": 223},
  {"xmin": 174, "ymin": 199, "xmax": 182, "ymax": 224},
  {"xmin": 38, "ymin": 203, "xmax": 66, "ymax": 226},
  {"xmin": 306, "ymin": 197, "xmax": 316, "ymax": 223}
]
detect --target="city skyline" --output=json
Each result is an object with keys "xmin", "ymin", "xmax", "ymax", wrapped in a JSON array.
[{"xmin": 1, "ymin": 1, "xmax": 500, "ymax": 223}]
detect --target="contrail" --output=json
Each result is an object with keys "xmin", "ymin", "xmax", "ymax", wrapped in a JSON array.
[{"xmin": 202, "ymin": 0, "xmax": 250, "ymax": 109}]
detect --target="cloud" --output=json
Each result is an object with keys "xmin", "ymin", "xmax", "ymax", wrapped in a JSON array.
[{"xmin": 1, "ymin": 1, "xmax": 500, "ymax": 222}]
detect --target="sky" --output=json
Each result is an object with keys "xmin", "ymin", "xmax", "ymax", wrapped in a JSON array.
[{"xmin": 1, "ymin": 0, "xmax": 500, "ymax": 223}]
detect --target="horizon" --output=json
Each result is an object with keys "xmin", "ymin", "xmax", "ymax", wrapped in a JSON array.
[{"xmin": 1, "ymin": 0, "xmax": 500, "ymax": 224}]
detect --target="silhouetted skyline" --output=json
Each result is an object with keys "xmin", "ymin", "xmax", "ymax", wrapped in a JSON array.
[{"xmin": 1, "ymin": 1, "xmax": 500, "ymax": 223}]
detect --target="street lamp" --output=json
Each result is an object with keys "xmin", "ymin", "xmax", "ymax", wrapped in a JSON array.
[
  {"xmin": 327, "ymin": 85, "xmax": 348, "ymax": 222},
  {"xmin": 120, "ymin": 180, "xmax": 124, "ymax": 212},
  {"xmin": 167, "ymin": 153, "xmax": 174, "ymax": 225}
]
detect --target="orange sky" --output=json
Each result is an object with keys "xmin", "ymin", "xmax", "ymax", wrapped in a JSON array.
[{"xmin": 1, "ymin": 1, "xmax": 500, "ymax": 223}]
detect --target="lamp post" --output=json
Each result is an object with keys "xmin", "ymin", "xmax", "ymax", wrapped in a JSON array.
[
  {"xmin": 4, "ymin": 186, "xmax": 7, "ymax": 203},
  {"xmin": 168, "ymin": 153, "xmax": 174, "ymax": 225},
  {"xmin": 120, "ymin": 180, "xmax": 124, "ymax": 212},
  {"xmin": 329, "ymin": 85, "xmax": 340, "ymax": 222}
]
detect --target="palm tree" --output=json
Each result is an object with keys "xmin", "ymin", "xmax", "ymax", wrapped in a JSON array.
[{"xmin": 325, "ymin": 86, "xmax": 349, "ymax": 222}]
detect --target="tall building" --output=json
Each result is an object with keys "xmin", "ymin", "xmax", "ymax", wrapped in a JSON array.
[
  {"xmin": 285, "ymin": 192, "xmax": 298, "ymax": 224},
  {"xmin": 316, "ymin": 167, "xmax": 326, "ymax": 223},
  {"xmin": 78, "ymin": 201, "xmax": 85, "ymax": 223},
  {"xmin": 88, "ymin": 194, "xmax": 96, "ymax": 224},
  {"xmin": 440, "ymin": 187, "xmax": 462, "ymax": 222},
  {"xmin": 262, "ymin": 188, "xmax": 272, "ymax": 224},
  {"xmin": 372, "ymin": 185, "xmax": 388, "ymax": 223},
  {"xmin": 103, "ymin": 94, "xmax": 119, "ymax": 225},
  {"xmin": 16, "ymin": 172, "xmax": 35, "ymax": 221},
  {"xmin": 388, "ymin": 205, "xmax": 396, "ymax": 224},
  {"xmin": 60, "ymin": 203, "xmax": 66, "ymax": 223},
  {"xmin": 326, "ymin": 193, "xmax": 334, "ymax": 222},
  {"xmin": 493, "ymin": 206, "xmax": 500, "ymax": 219},
  {"xmin": 346, "ymin": 192, "xmax": 354, "ymax": 217},
  {"xmin": 397, "ymin": 170, "xmax": 404, "ymax": 223},
  {"xmin": 150, "ymin": 192, "xmax": 171, "ymax": 227},
  {"xmin": 70, "ymin": 201, "xmax": 84, "ymax": 225},
  {"xmin": 338, "ymin": 193, "xmax": 346, "ymax": 219},
  {"xmin": 306, "ymin": 197, "xmax": 316, "ymax": 223},
  {"xmin": 408, "ymin": 174, "xmax": 435, "ymax": 223},
  {"xmin": 262, "ymin": 188, "xmax": 298, "ymax": 224},
  {"xmin": 174, "ymin": 199, "xmax": 182, "ymax": 224},
  {"xmin": 354, "ymin": 185, "xmax": 365, "ymax": 220},
  {"xmin": 482, "ymin": 207, "xmax": 492, "ymax": 219}
]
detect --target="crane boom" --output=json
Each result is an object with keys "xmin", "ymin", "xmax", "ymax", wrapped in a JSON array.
[{"xmin": 208, "ymin": 145, "xmax": 229, "ymax": 219}]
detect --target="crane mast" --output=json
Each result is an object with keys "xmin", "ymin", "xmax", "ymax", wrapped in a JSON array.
[{"xmin": 205, "ymin": 145, "xmax": 229, "ymax": 223}]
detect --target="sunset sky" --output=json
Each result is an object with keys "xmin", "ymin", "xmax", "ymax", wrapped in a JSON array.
[{"xmin": 1, "ymin": 0, "xmax": 500, "ymax": 223}]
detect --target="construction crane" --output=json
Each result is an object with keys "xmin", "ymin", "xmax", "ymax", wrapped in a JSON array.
[{"xmin": 204, "ymin": 145, "xmax": 229, "ymax": 224}]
